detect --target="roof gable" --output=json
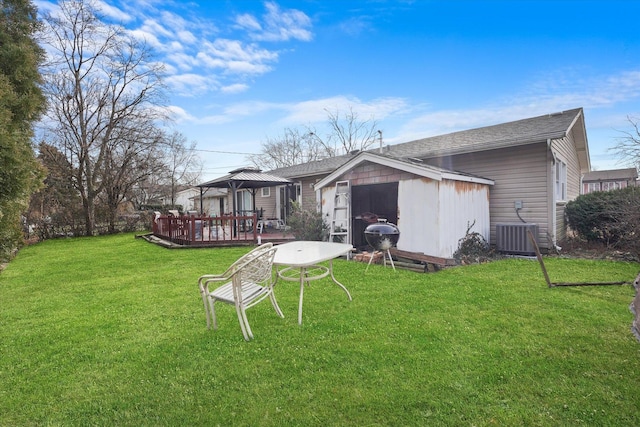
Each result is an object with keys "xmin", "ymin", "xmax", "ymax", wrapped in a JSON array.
[{"xmin": 314, "ymin": 152, "xmax": 494, "ymax": 190}]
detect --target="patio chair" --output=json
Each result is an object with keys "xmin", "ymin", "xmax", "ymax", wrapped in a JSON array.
[{"xmin": 198, "ymin": 243, "xmax": 283, "ymax": 340}]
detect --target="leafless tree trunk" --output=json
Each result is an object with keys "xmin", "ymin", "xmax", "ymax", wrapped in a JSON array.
[{"xmin": 40, "ymin": 0, "xmax": 167, "ymax": 235}]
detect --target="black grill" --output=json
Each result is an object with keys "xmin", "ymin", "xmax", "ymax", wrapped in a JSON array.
[{"xmin": 364, "ymin": 220, "xmax": 400, "ymax": 251}]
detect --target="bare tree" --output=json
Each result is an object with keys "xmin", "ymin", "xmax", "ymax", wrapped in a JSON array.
[
  {"xmin": 161, "ymin": 130, "xmax": 202, "ymax": 206},
  {"xmin": 248, "ymin": 128, "xmax": 330, "ymax": 170},
  {"xmin": 127, "ymin": 131, "xmax": 202, "ymax": 209},
  {"xmin": 249, "ymin": 106, "xmax": 380, "ymax": 170},
  {"xmin": 323, "ymin": 106, "xmax": 380, "ymax": 154},
  {"xmin": 611, "ymin": 116, "xmax": 640, "ymax": 169},
  {"xmin": 99, "ymin": 125, "xmax": 167, "ymax": 233},
  {"xmin": 40, "ymin": 0, "xmax": 167, "ymax": 235}
]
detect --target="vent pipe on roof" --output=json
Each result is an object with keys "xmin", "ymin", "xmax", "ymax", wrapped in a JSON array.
[{"xmin": 378, "ymin": 130, "xmax": 383, "ymax": 153}]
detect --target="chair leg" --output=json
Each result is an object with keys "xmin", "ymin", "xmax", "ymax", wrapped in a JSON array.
[
  {"xmin": 200, "ymin": 287, "xmax": 211, "ymax": 329},
  {"xmin": 241, "ymin": 307, "xmax": 254, "ymax": 340},
  {"xmin": 235, "ymin": 304, "xmax": 252, "ymax": 341},
  {"xmin": 269, "ymin": 291, "xmax": 285, "ymax": 318},
  {"xmin": 209, "ymin": 298, "xmax": 218, "ymax": 330}
]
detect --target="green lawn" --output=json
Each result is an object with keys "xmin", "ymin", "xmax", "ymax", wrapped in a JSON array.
[{"xmin": 1, "ymin": 233, "xmax": 639, "ymax": 426}]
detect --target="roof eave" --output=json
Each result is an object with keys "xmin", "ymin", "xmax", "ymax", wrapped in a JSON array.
[{"xmin": 314, "ymin": 152, "xmax": 493, "ymax": 190}]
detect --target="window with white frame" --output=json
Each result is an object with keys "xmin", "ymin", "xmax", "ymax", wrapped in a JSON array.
[
  {"xmin": 236, "ymin": 190, "xmax": 252, "ymax": 214},
  {"xmin": 587, "ymin": 182, "xmax": 600, "ymax": 193},
  {"xmin": 555, "ymin": 159, "xmax": 567, "ymax": 201},
  {"xmin": 602, "ymin": 181, "xmax": 622, "ymax": 191},
  {"xmin": 295, "ymin": 182, "xmax": 302, "ymax": 200},
  {"xmin": 261, "ymin": 187, "xmax": 270, "ymax": 197}
]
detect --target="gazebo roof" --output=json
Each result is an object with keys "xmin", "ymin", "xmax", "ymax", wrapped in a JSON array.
[{"xmin": 197, "ymin": 167, "xmax": 292, "ymax": 189}]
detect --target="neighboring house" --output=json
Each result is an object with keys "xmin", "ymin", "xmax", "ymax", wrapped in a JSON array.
[
  {"xmin": 582, "ymin": 168, "xmax": 638, "ymax": 194},
  {"xmin": 261, "ymin": 108, "xmax": 590, "ymax": 257},
  {"xmin": 175, "ymin": 187, "xmax": 229, "ymax": 215}
]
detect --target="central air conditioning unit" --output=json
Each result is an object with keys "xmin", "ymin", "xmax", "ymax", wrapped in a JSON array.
[{"xmin": 496, "ymin": 223, "xmax": 538, "ymax": 255}]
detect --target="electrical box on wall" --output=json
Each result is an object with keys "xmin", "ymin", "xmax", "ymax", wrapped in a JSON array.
[{"xmin": 514, "ymin": 200, "xmax": 523, "ymax": 209}]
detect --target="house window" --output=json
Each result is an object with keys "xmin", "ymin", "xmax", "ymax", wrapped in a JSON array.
[
  {"xmin": 236, "ymin": 190, "xmax": 252, "ymax": 214},
  {"xmin": 602, "ymin": 181, "xmax": 621, "ymax": 191},
  {"xmin": 295, "ymin": 182, "xmax": 302, "ymax": 200},
  {"xmin": 586, "ymin": 182, "xmax": 600, "ymax": 193},
  {"xmin": 555, "ymin": 159, "xmax": 567, "ymax": 201},
  {"xmin": 261, "ymin": 187, "xmax": 270, "ymax": 197}
]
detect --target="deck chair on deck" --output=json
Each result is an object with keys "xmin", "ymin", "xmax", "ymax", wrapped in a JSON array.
[{"xmin": 198, "ymin": 243, "xmax": 282, "ymax": 340}]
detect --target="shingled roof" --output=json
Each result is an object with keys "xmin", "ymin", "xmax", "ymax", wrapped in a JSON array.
[
  {"xmin": 269, "ymin": 153, "xmax": 356, "ymax": 179},
  {"xmin": 269, "ymin": 108, "xmax": 587, "ymax": 178},
  {"xmin": 384, "ymin": 107, "xmax": 584, "ymax": 159},
  {"xmin": 583, "ymin": 168, "xmax": 638, "ymax": 182}
]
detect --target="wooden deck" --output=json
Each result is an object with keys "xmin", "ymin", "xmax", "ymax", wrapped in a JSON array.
[{"xmin": 151, "ymin": 214, "xmax": 295, "ymax": 248}]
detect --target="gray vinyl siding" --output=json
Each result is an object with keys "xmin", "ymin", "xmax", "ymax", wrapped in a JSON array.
[
  {"xmin": 424, "ymin": 142, "xmax": 551, "ymax": 249},
  {"xmin": 251, "ymin": 175, "xmax": 327, "ymax": 221},
  {"xmin": 254, "ymin": 189, "xmax": 277, "ymax": 219},
  {"xmin": 295, "ymin": 177, "xmax": 315, "ymax": 212},
  {"xmin": 551, "ymin": 132, "xmax": 582, "ymax": 242}
]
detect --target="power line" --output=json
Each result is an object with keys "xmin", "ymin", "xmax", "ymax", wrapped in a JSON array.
[{"xmin": 193, "ymin": 148, "xmax": 258, "ymax": 155}]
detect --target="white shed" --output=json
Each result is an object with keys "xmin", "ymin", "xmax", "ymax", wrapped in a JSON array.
[{"xmin": 314, "ymin": 152, "xmax": 494, "ymax": 259}]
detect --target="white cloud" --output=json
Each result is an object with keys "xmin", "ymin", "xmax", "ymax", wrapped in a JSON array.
[
  {"xmin": 166, "ymin": 105, "xmax": 196, "ymax": 123},
  {"xmin": 176, "ymin": 30, "xmax": 197, "ymax": 45},
  {"xmin": 166, "ymin": 104, "xmax": 234, "ymax": 125},
  {"xmin": 140, "ymin": 18, "xmax": 173, "ymax": 39},
  {"xmin": 338, "ymin": 16, "xmax": 373, "ymax": 37},
  {"xmin": 205, "ymin": 39, "xmax": 278, "ymax": 62},
  {"xmin": 235, "ymin": 13, "xmax": 262, "ymax": 32},
  {"xmin": 34, "ymin": 0, "xmax": 57, "ymax": 15},
  {"xmin": 95, "ymin": 0, "xmax": 132, "ymax": 22},
  {"xmin": 221, "ymin": 83, "xmax": 250, "ymax": 94},
  {"xmin": 223, "ymin": 100, "xmax": 279, "ymax": 117},
  {"xmin": 396, "ymin": 68, "xmax": 640, "ymax": 143},
  {"xmin": 195, "ymin": 39, "xmax": 278, "ymax": 75},
  {"xmin": 165, "ymin": 74, "xmax": 214, "ymax": 97},
  {"xmin": 278, "ymin": 96, "xmax": 409, "ymax": 126},
  {"xmin": 37, "ymin": 1, "xmax": 313, "ymax": 104},
  {"xmin": 166, "ymin": 52, "xmax": 198, "ymax": 72},
  {"xmin": 128, "ymin": 28, "xmax": 163, "ymax": 48},
  {"xmin": 235, "ymin": 1, "xmax": 312, "ymax": 42}
]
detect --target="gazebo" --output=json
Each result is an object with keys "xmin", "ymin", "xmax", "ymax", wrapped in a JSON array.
[
  {"xmin": 151, "ymin": 168, "xmax": 293, "ymax": 246},
  {"xmin": 196, "ymin": 167, "xmax": 292, "ymax": 218}
]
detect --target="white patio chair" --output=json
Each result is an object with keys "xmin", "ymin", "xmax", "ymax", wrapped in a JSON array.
[{"xmin": 198, "ymin": 243, "xmax": 283, "ymax": 340}]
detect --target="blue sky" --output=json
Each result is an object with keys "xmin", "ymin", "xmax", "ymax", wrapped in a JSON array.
[{"xmin": 36, "ymin": 0, "xmax": 640, "ymax": 180}]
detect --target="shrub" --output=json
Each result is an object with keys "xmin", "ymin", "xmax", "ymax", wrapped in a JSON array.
[
  {"xmin": 453, "ymin": 222, "xmax": 495, "ymax": 264},
  {"xmin": 565, "ymin": 187, "xmax": 640, "ymax": 254},
  {"xmin": 286, "ymin": 201, "xmax": 328, "ymax": 241}
]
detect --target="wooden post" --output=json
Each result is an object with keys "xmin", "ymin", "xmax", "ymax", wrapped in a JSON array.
[{"xmin": 527, "ymin": 229, "xmax": 552, "ymax": 287}]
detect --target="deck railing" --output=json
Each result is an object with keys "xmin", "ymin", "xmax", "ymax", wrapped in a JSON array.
[{"xmin": 152, "ymin": 213, "xmax": 258, "ymax": 246}]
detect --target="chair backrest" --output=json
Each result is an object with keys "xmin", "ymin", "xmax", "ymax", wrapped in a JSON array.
[
  {"xmin": 226, "ymin": 243, "xmax": 277, "ymax": 287},
  {"xmin": 234, "ymin": 246, "xmax": 277, "ymax": 289}
]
